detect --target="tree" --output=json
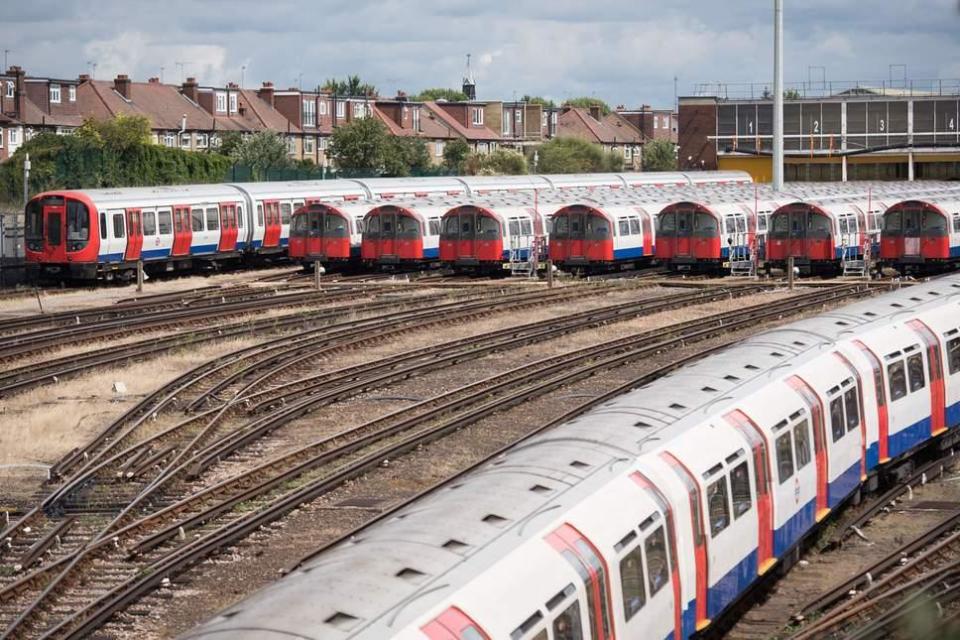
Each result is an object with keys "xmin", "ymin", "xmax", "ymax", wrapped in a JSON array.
[
  {"xmin": 784, "ymin": 88, "xmax": 801, "ymax": 100},
  {"xmin": 522, "ymin": 95, "xmax": 556, "ymax": 108},
  {"xmin": 533, "ymin": 137, "xmax": 617, "ymax": 173},
  {"xmin": 328, "ymin": 117, "xmax": 391, "ymax": 172},
  {"xmin": 216, "ymin": 131, "xmax": 245, "ymax": 157},
  {"xmin": 442, "ymin": 139, "xmax": 471, "ymax": 173},
  {"xmin": 322, "ymin": 75, "xmax": 377, "ymax": 97},
  {"xmin": 463, "ymin": 149, "xmax": 528, "ymax": 175},
  {"xmin": 230, "ymin": 131, "xmax": 294, "ymax": 181},
  {"xmin": 562, "ymin": 97, "xmax": 611, "ymax": 115},
  {"xmin": 75, "ymin": 114, "xmax": 152, "ymax": 152},
  {"xmin": 411, "ymin": 88, "xmax": 468, "ymax": 102},
  {"xmin": 642, "ymin": 139, "xmax": 677, "ymax": 171},
  {"xmin": 382, "ymin": 136, "xmax": 431, "ymax": 177}
]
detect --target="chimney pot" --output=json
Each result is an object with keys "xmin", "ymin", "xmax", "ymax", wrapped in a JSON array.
[
  {"xmin": 78, "ymin": 74, "xmax": 90, "ymax": 82},
  {"xmin": 149, "ymin": 77, "xmax": 160, "ymax": 84},
  {"xmin": 114, "ymin": 74, "xmax": 132, "ymax": 99}
]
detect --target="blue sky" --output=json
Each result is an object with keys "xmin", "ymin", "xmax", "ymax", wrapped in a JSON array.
[{"xmin": 5, "ymin": 0, "xmax": 960, "ymax": 108}]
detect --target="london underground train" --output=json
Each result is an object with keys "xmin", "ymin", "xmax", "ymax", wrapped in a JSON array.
[
  {"xmin": 362, "ymin": 198, "xmax": 467, "ymax": 267},
  {"xmin": 288, "ymin": 200, "xmax": 374, "ymax": 266},
  {"xmin": 185, "ymin": 275, "xmax": 960, "ymax": 640},
  {"xmin": 880, "ymin": 194, "xmax": 960, "ymax": 274}
]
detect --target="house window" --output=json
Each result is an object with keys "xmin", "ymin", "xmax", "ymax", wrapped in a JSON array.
[
  {"xmin": 352, "ymin": 102, "xmax": 366, "ymax": 118},
  {"xmin": 229, "ymin": 92, "xmax": 238, "ymax": 114},
  {"xmin": 654, "ymin": 117, "xmax": 659, "ymax": 130},
  {"xmin": 502, "ymin": 114, "xmax": 510, "ymax": 135},
  {"xmin": 477, "ymin": 142, "xmax": 488, "ymax": 153},
  {"xmin": 336, "ymin": 101, "xmax": 345, "ymax": 118},
  {"xmin": 319, "ymin": 101, "xmax": 328, "ymax": 116},
  {"xmin": 303, "ymin": 99, "xmax": 316, "ymax": 127},
  {"xmin": 5, "ymin": 81, "xmax": 12, "ymax": 98},
  {"xmin": 49, "ymin": 83, "xmax": 61, "ymax": 104},
  {"xmin": 163, "ymin": 133, "xmax": 176, "ymax": 147},
  {"xmin": 304, "ymin": 137, "xmax": 315, "ymax": 154},
  {"xmin": 624, "ymin": 147, "xmax": 632, "ymax": 159},
  {"xmin": 412, "ymin": 108, "xmax": 420, "ymax": 131},
  {"xmin": 472, "ymin": 107, "xmax": 484, "ymax": 126},
  {"xmin": 68, "ymin": 85, "xmax": 76, "ymax": 102},
  {"xmin": 0, "ymin": 128, "xmax": 4, "ymax": 148},
  {"xmin": 319, "ymin": 137, "xmax": 328, "ymax": 150},
  {"xmin": 210, "ymin": 134, "xmax": 221, "ymax": 148},
  {"xmin": 287, "ymin": 137, "xmax": 297, "ymax": 154},
  {"xmin": 196, "ymin": 133, "xmax": 208, "ymax": 148},
  {"xmin": 216, "ymin": 92, "xmax": 227, "ymax": 113},
  {"xmin": 435, "ymin": 141, "xmax": 444, "ymax": 157},
  {"xmin": 180, "ymin": 133, "xmax": 192, "ymax": 148},
  {"xmin": 9, "ymin": 128, "xmax": 21, "ymax": 145},
  {"xmin": 515, "ymin": 109, "xmax": 522, "ymax": 124}
]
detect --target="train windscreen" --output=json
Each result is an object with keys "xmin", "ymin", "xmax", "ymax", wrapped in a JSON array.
[
  {"xmin": 921, "ymin": 210, "xmax": 947, "ymax": 236},
  {"xmin": 65, "ymin": 200, "xmax": 90, "ymax": 251},
  {"xmin": 26, "ymin": 199, "xmax": 43, "ymax": 251}
]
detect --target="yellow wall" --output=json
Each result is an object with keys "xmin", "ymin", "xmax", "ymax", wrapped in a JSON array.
[
  {"xmin": 721, "ymin": 153, "xmax": 960, "ymax": 183},
  {"xmin": 718, "ymin": 156, "xmax": 773, "ymax": 183}
]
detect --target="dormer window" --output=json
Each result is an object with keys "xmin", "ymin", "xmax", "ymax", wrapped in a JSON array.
[
  {"xmin": 336, "ymin": 101, "xmax": 345, "ymax": 118},
  {"xmin": 68, "ymin": 85, "xmax": 76, "ymax": 102},
  {"xmin": 412, "ymin": 108, "xmax": 420, "ymax": 131},
  {"xmin": 49, "ymin": 83, "xmax": 61, "ymax": 104},
  {"xmin": 216, "ymin": 92, "xmax": 227, "ymax": 113},
  {"xmin": 229, "ymin": 92, "xmax": 238, "ymax": 114},
  {"xmin": 5, "ymin": 81, "xmax": 12, "ymax": 99},
  {"xmin": 472, "ymin": 107, "xmax": 484, "ymax": 126},
  {"xmin": 319, "ymin": 100, "xmax": 328, "ymax": 116}
]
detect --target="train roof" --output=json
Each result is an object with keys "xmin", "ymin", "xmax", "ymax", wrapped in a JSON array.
[{"xmin": 185, "ymin": 274, "xmax": 960, "ymax": 640}]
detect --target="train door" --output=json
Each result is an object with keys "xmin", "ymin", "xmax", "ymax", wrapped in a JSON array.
[
  {"xmin": 638, "ymin": 210, "xmax": 654, "ymax": 256},
  {"xmin": 788, "ymin": 208, "xmax": 807, "ymax": 258},
  {"xmin": 546, "ymin": 523, "xmax": 616, "ymax": 640},
  {"xmin": 567, "ymin": 209, "xmax": 586, "ymax": 259},
  {"xmin": 458, "ymin": 209, "xmax": 477, "ymax": 258},
  {"xmin": 421, "ymin": 606, "xmax": 491, "ymax": 640},
  {"xmin": 42, "ymin": 199, "xmax": 67, "ymax": 262},
  {"xmin": 854, "ymin": 340, "xmax": 890, "ymax": 463},
  {"xmin": 380, "ymin": 208, "xmax": 398, "ymax": 257},
  {"xmin": 786, "ymin": 376, "xmax": 830, "ymax": 521},
  {"xmin": 218, "ymin": 203, "xmax": 238, "ymax": 252},
  {"xmin": 903, "ymin": 208, "xmax": 921, "ymax": 257},
  {"xmin": 908, "ymin": 320, "xmax": 947, "ymax": 437},
  {"xmin": 124, "ymin": 209, "xmax": 143, "ymax": 261},
  {"xmin": 262, "ymin": 200, "xmax": 281, "ymax": 248},
  {"xmin": 171, "ymin": 205, "xmax": 192, "ymax": 256},
  {"xmin": 675, "ymin": 209, "xmax": 693, "ymax": 257}
]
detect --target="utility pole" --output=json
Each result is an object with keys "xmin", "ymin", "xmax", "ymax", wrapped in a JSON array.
[
  {"xmin": 241, "ymin": 65, "xmax": 246, "ymax": 88},
  {"xmin": 772, "ymin": 0, "xmax": 785, "ymax": 191},
  {"xmin": 23, "ymin": 153, "xmax": 30, "ymax": 206},
  {"xmin": 160, "ymin": 66, "xmax": 165, "ymax": 83}
]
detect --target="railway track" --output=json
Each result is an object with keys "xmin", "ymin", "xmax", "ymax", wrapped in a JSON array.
[{"xmin": 0, "ymin": 283, "xmax": 874, "ymax": 638}]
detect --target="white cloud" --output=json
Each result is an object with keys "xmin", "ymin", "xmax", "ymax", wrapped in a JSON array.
[{"xmin": 83, "ymin": 31, "xmax": 228, "ymax": 84}]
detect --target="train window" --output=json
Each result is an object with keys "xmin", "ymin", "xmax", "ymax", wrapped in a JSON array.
[
  {"xmin": 255, "ymin": 204, "xmax": 263, "ymax": 226},
  {"xmin": 758, "ymin": 215, "xmax": 768, "ymax": 232},
  {"xmin": 707, "ymin": 477, "xmax": 730, "ymax": 537},
  {"xmin": 442, "ymin": 216, "xmax": 457, "ymax": 236},
  {"xmin": 829, "ymin": 397, "xmax": 845, "ymax": 442},
  {"xmin": 237, "ymin": 206, "xmax": 243, "ymax": 228},
  {"xmin": 586, "ymin": 219, "xmax": 610, "ymax": 240},
  {"xmin": 776, "ymin": 432, "xmax": 794, "ymax": 483},
  {"xmin": 397, "ymin": 216, "xmax": 420, "ymax": 238},
  {"xmin": 618, "ymin": 220, "xmax": 630, "ymax": 236},
  {"xmin": 47, "ymin": 211, "xmax": 62, "ymax": 246},
  {"xmin": 510, "ymin": 612, "xmax": 545, "ymax": 640},
  {"xmin": 480, "ymin": 217, "xmax": 499, "ymax": 237},
  {"xmin": 206, "ymin": 208, "xmax": 220, "ymax": 231},
  {"xmin": 553, "ymin": 216, "xmax": 569, "ymax": 237},
  {"xmin": 694, "ymin": 213, "xmax": 717, "ymax": 235},
  {"xmin": 657, "ymin": 213, "xmax": 675, "ymax": 233},
  {"xmin": 142, "ymin": 212, "xmax": 156, "ymax": 236},
  {"xmin": 552, "ymin": 601, "xmax": 583, "ymax": 640},
  {"xmin": 844, "ymin": 389, "xmax": 860, "ymax": 432},
  {"xmin": 953, "ymin": 216, "xmax": 960, "ymax": 234},
  {"xmin": 366, "ymin": 216, "xmax": 380, "ymax": 234},
  {"xmin": 509, "ymin": 219, "xmax": 521, "ymax": 237},
  {"xmin": 521, "ymin": 220, "xmax": 533, "ymax": 235},
  {"xmin": 794, "ymin": 420, "xmax": 812, "ymax": 469},
  {"xmin": 907, "ymin": 353, "xmax": 926, "ymax": 392},
  {"xmin": 771, "ymin": 215, "xmax": 789, "ymax": 234},
  {"xmin": 461, "ymin": 217, "xmax": 474, "ymax": 235},
  {"xmin": 66, "ymin": 201, "xmax": 89, "ymax": 244},
  {"xmin": 157, "ymin": 210, "xmax": 172, "ymax": 235},
  {"xmin": 735, "ymin": 217, "xmax": 746, "ymax": 233},
  {"xmin": 281, "ymin": 203, "xmax": 293, "ymax": 225},
  {"xmin": 112, "ymin": 212, "xmax": 125, "ymax": 239},
  {"xmin": 619, "ymin": 546, "xmax": 646, "ymax": 620},
  {"xmin": 644, "ymin": 526, "xmax": 669, "ymax": 596},
  {"xmin": 809, "ymin": 215, "xmax": 831, "ymax": 238},
  {"xmin": 949, "ymin": 337, "xmax": 960, "ymax": 375},
  {"xmin": 428, "ymin": 219, "xmax": 440, "ymax": 236},
  {"xmin": 190, "ymin": 208, "xmax": 204, "ymax": 232},
  {"xmin": 888, "ymin": 361, "xmax": 908, "ymax": 401},
  {"xmin": 629, "ymin": 219, "xmax": 641, "ymax": 235},
  {"xmin": 99, "ymin": 212, "xmax": 107, "ymax": 239},
  {"xmin": 730, "ymin": 461, "xmax": 752, "ymax": 518}
]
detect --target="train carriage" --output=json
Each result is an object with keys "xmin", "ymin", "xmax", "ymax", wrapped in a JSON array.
[
  {"xmin": 549, "ymin": 202, "xmax": 658, "ymax": 272},
  {"xmin": 25, "ymin": 185, "xmax": 248, "ymax": 281},
  {"xmin": 185, "ymin": 275, "xmax": 960, "ymax": 640},
  {"xmin": 439, "ymin": 201, "xmax": 546, "ymax": 273},
  {"xmin": 288, "ymin": 200, "xmax": 373, "ymax": 267},
  {"xmin": 655, "ymin": 200, "xmax": 766, "ymax": 272},
  {"xmin": 362, "ymin": 200, "xmax": 461, "ymax": 266},
  {"xmin": 880, "ymin": 196, "xmax": 960, "ymax": 273}
]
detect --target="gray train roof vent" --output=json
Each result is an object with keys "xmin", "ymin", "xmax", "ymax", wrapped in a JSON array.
[
  {"xmin": 325, "ymin": 612, "xmax": 362, "ymax": 631},
  {"xmin": 724, "ymin": 374, "xmax": 741, "ymax": 382},
  {"xmin": 396, "ymin": 568, "xmax": 428, "ymax": 583},
  {"xmin": 702, "ymin": 386, "xmax": 718, "ymax": 393},
  {"xmin": 530, "ymin": 484, "xmax": 553, "ymax": 493},
  {"xmin": 443, "ymin": 539, "xmax": 470, "ymax": 552},
  {"xmin": 669, "ymin": 403, "xmax": 686, "ymax": 410},
  {"xmin": 483, "ymin": 513, "xmax": 509, "ymax": 526},
  {"xmin": 570, "ymin": 460, "xmax": 590, "ymax": 469}
]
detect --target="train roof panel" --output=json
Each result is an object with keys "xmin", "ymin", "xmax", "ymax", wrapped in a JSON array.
[
  {"xmin": 230, "ymin": 180, "xmax": 369, "ymax": 199},
  {"xmin": 43, "ymin": 184, "xmax": 244, "ymax": 207}
]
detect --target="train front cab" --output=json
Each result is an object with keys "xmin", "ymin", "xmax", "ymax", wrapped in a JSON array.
[
  {"xmin": 288, "ymin": 203, "xmax": 354, "ymax": 267},
  {"xmin": 549, "ymin": 205, "xmax": 613, "ymax": 271},
  {"xmin": 361, "ymin": 205, "xmax": 432, "ymax": 267},
  {"xmin": 439, "ymin": 205, "xmax": 506, "ymax": 274},
  {"xmin": 881, "ymin": 200, "xmax": 956, "ymax": 274},
  {"xmin": 25, "ymin": 193, "xmax": 100, "ymax": 280},
  {"xmin": 766, "ymin": 204, "xmax": 835, "ymax": 275},
  {"xmin": 655, "ymin": 203, "xmax": 722, "ymax": 272}
]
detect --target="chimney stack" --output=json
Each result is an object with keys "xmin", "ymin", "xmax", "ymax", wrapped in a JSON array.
[
  {"xmin": 588, "ymin": 105, "xmax": 602, "ymax": 121},
  {"xmin": 148, "ymin": 77, "xmax": 160, "ymax": 84},
  {"xmin": 114, "ymin": 74, "xmax": 131, "ymax": 99},
  {"xmin": 7, "ymin": 66, "xmax": 27, "ymax": 119},
  {"xmin": 182, "ymin": 76, "xmax": 199, "ymax": 103},
  {"xmin": 78, "ymin": 74, "xmax": 91, "ymax": 83},
  {"xmin": 258, "ymin": 81, "xmax": 275, "ymax": 107}
]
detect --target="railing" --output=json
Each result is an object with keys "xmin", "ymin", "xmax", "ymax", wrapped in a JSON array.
[{"xmin": 692, "ymin": 79, "xmax": 960, "ymax": 101}]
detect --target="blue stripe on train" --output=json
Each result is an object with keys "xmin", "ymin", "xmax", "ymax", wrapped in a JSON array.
[
  {"xmin": 423, "ymin": 247, "xmax": 439, "ymax": 259},
  {"xmin": 190, "ymin": 243, "xmax": 219, "ymax": 255},
  {"xmin": 889, "ymin": 416, "xmax": 932, "ymax": 458},
  {"xmin": 829, "ymin": 460, "xmax": 861, "ymax": 509},
  {"xmin": 613, "ymin": 246, "xmax": 646, "ymax": 259},
  {"xmin": 773, "ymin": 498, "xmax": 815, "ymax": 557},
  {"xmin": 708, "ymin": 550, "xmax": 757, "ymax": 620}
]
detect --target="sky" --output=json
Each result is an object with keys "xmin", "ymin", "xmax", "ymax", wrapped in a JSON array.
[{"xmin": 4, "ymin": 0, "xmax": 960, "ymax": 108}]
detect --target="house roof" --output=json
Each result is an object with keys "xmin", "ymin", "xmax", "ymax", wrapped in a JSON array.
[
  {"xmin": 422, "ymin": 101, "xmax": 500, "ymax": 141},
  {"xmin": 78, "ymin": 79, "xmax": 216, "ymax": 131},
  {"xmin": 557, "ymin": 107, "xmax": 643, "ymax": 145},
  {"xmin": 20, "ymin": 98, "xmax": 85, "ymax": 128},
  {"xmin": 372, "ymin": 103, "xmax": 458, "ymax": 140}
]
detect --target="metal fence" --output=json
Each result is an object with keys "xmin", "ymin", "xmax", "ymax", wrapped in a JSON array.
[
  {"xmin": 692, "ymin": 79, "xmax": 960, "ymax": 102},
  {"xmin": 0, "ymin": 211, "xmax": 26, "ymax": 287}
]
